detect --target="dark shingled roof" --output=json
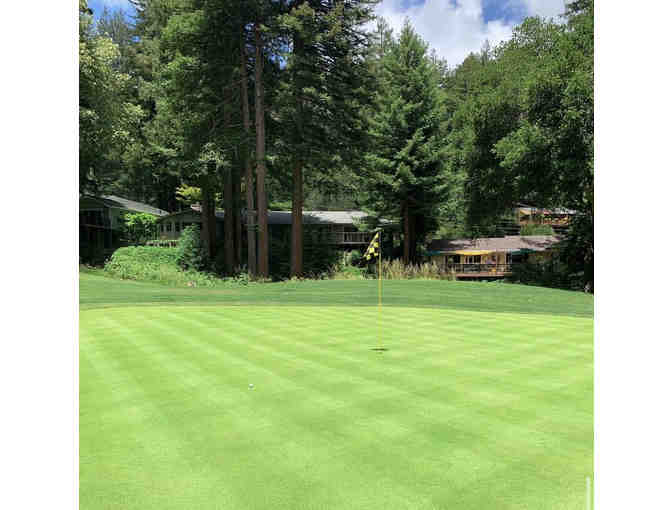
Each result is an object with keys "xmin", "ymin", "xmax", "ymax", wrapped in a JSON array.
[
  {"xmin": 158, "ymin": 206, "xmax": 393, "ymax": 226},
  {"xmin": 90, "ymin": 195, "xmax": 169, "ymax": 216},
  {"xmin": 427, "ymin": 235, "xmax": 561, "ymax": 253},
  {"xmin": 267, "ymin": 210, "xmax": 379, "ymax": 225}
]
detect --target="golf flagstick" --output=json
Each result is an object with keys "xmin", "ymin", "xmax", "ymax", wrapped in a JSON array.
[{"xmin": 378, "ymin": 230, "xmax": 382, "ymax": 346}]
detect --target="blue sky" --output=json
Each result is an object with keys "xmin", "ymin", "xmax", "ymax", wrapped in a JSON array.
[
  {"xmin": 87, "ymin": 0, "xmax": 566, "ymax": 67},
  {"xmin": 375, "ymin": 0, "xmax": 567, "ymax": 66},
  {"xmin": 88, "ymin": 0, "xmax": 133, "ymax": 20}
]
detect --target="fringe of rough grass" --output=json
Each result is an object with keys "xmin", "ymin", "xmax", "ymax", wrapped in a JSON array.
[
  {"xmin": 329, "ymin": 259, "xmax": 455, "ymax": 280},
  {"xmin": 379, "ymin": 259, "xmax": 455, "ymax": 280}
]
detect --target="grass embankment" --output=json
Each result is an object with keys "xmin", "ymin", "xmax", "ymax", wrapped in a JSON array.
[
  {"xmin": 99, "ymin": 246, "xmax": 223, "ymax": 287},
  {"xmin": 80, "ymin": 272, "xmax": 593, "ymax": 318},
  {"xmin": 80, "ymin": 273, "xmax": 593, "ymax": 510}
]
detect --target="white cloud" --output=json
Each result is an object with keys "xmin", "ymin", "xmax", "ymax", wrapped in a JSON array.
[
  {"xmin": 518, "ymin": 0, "xmax": 566, "ymax": 19},
  {"xmin": 374, "ymin": 0, "xmax": 566, "ymax": 68}
]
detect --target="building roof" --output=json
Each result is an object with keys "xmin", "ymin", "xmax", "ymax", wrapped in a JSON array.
[
  {"xmin": 427, "ymin": 235, "xmax": 562, "ymax": 254},
  {"xmin": 267, "ymin": 210, "xmax": 379, "ymax": 225},
  {"xmin": 81, "ymin": 195, "xmax": 169, "ymax": 216},
  {"xmin": 160, "ymin": 207, "xmax": 387, "ymax": 226},
  {"xmin": 158, "ymin": 206, "xmax": 226, "ymax": 221}
]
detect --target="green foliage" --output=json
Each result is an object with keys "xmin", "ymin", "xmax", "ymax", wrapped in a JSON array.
[
  {"xmin": 378, "ymin": 259, "xmax": 454, "ymax": 280},
  {"xmin": 508, "ymin": 257, "xmax": 584, "ymax": 291},
  {"xmin": 330, "ymin": 264, "xmax": 366, "ymax": 280},
  {"xmin": 345, "ymin": 249, "xmax": 363, "ymax": 266},
  {"xmin": 269, "ymin": 231, "xmax": 342, "ymax": 280},
  {"xmin": 103, "ymin": 246, "xmax": 218, "ymax": 286},
  {"xmin": 363, "ymin": 21, "xmax": 455, "ymax": 260},
  {"xmin": 121, "ymin": 212, "xmax": 158, "ymax": 245},
  {"xmin": 446, "ymin": 3, "xmax": 593, "ymax": 287},
  {"xmin": 79, "ymin": 0, "xmax": 143, "ymax": 194},
  {"xmin": 558, "ymin": 213, "xmax": 593, "ymax": 292},
  {"xmin": 175, "ymin": 184, "xmax": 223, "ymax": 206},
  {"xmin": 520, "ymin": 223, "xmax": 555, "ymax": 235},
  {"xmin": 175, "ymin": 225, "xmax": 205, "ymax": 271}
]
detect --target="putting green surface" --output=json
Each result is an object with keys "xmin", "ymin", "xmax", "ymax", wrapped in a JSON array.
[{"xmin": 80, "ymin": 274, "xmax": 593, "ymax": 509}]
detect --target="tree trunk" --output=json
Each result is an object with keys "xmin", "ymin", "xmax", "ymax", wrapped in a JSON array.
[
  {"xmin": 409, "ymin": 213, "xmax": 417, "ymax": 264},
  {"xmin": 290, "ymin": 29, "xmax": 305, "ymax": 278},
  {"xmin": 254, "ymin": 23, "xmax": 269, "ymax": 278},
  {"xmin": 233, "ymin": 165, "xmax": 242, "ymax": 270},
  {"xmin": 403, "ymin": 201, "xmax": 410, "ymax": 265},
  {"xmin": 223, "ymin": 168, "xmax": 234, "ymax": 275},
  {"xmin": 240, "ymin": 31, "xmax": 256, "ymax": 276},
  {"xmin": 200, "ymin": 179, "xmax": 216, "ymax": 260},
  {"xmin": 290, "ymin": 159, "xmax": 303, "ymax": 277}
]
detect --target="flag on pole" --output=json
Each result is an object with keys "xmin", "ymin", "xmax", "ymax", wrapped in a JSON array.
[
  {"xmin": 364, "ymin": 231, "xmax": 380, "ymax": 261},
  {"xmin": 364, "ymin": 230, "xmax": 383, "ymax": 346}
]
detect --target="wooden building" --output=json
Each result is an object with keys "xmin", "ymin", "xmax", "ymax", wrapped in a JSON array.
[
  {"xmin": 426, "ymin": 235, "xmax": 561, "ymax": 278},
  {"xmin": 156, "ymin": 206, "xmax": 391, "ymax": 249},
  {"xmin": 79, "ymin": 195, "xmax": 168, "ymax": 261}
]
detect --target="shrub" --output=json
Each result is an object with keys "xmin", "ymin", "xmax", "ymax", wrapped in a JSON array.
[
  {"xmin": 103, "ymin": 246, "xmax": 220, "ymax": 287},
  {"xmin": 176, "ymin": 225, "xmax": 205, "ymax": 271},
  {"xmin": 121, "ymin": 212, "xmax": 158, "ymax": 245},
  {"xmin": 364, "ymin": 259, "xmax": 455, "ymax": 280},
  {"xmin": 345, "ymin": 249, "xmax": 363, "ymax": 266},
  {"xmin": 508, "ymin": 257, "xmax": 583, "ymax": 290},
  {"xmin": 331, "ymin": 264, "xmax": 366, "ymax": 280},
  {"xmin": 520, "ymin": 223, "xmax": 555, "ymax": 236}
]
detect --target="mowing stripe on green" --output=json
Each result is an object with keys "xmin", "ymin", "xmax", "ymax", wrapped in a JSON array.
[{"xmin": 81, "ymin": 303, "xmax": 592, "ymax": 510}]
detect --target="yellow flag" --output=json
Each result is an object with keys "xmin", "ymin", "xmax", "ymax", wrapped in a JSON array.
[{"xmin": 364, "ymin": 231, "xmax": 380, "ymax": 261}]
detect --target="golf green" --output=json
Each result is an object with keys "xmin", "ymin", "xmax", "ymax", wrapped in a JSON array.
[{"xmin": 80, "ymin": 275, "xmax": 593, "ymax": 509}]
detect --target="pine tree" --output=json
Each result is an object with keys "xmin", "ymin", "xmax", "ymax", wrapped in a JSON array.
[
  {"xmin": 274, "ymin": 0, "xmax": 376, "ymax": 277},
  {"xmin": 363, "ymin": 21, "xmax": 451, "ymax": 264}
]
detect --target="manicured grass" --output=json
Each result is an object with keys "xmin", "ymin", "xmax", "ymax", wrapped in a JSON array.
[
  {"xmin": 80, "ymin": 274, "xmax": 593, "ymax": 509},
  {"xmin": 80, "ymin": 272, "xmax": 593, "ymax": 318}
]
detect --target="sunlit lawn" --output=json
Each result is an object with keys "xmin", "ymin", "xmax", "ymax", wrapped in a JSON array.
[{"xmin": 80, "ymin": 274, "xmax": 593, "ymax": 509}]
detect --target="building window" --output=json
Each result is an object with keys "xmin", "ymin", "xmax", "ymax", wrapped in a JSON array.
[
  {"xmin": 175, "ymin": 222, "xmax": 181, "ymax": 233},
  {"xmin": 166, "ymin": 222, "xmax": 172, "ymax": 232},
  {"xmin": 160, "ymin": 224, "xmax": 164, "ymax": 233}
]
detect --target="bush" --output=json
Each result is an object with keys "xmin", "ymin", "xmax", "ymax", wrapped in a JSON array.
[
  {"xmin": 520, "ymin": 223, "xmax": 555, "ymax": 236},
  {"xmin": 508, "ymin": 258, "xmax": 583, "ymax": 290},
  {"xmin": 103, "ymin": 245, "xmax": 220, "ymax": 287},
  {"xmin": 121, "ymin": 212, "xmax": 158, "ymax": 245},
  {"xmin": 345, "ymin": 249, "xmax": 363, "ymax": 266},
  {"xmin": 331, "ymin": 264, "xmax": 366, "ymax": 280},
  {"xmin": 176, "ymin": 225, "xmax": 205, "ymax": 271}
]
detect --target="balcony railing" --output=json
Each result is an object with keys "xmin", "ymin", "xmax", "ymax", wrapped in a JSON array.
[
  {"xmin": 445, "ymin": 263, "xmax": 513, "ymax": 275},
  {"xmin": 307, "ymin": 231, "xmax": 375, "ymax": 245}
]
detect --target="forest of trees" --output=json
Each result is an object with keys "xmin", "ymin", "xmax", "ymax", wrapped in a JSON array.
[{"xmin": 79, "ymin": 0, "xmax": 594, "ymax": 288}]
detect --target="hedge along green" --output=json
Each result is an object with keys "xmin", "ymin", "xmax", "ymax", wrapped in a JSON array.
[{"xmin": 103, "ymin": 246, "xmax": 219, "ymax": 287}]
